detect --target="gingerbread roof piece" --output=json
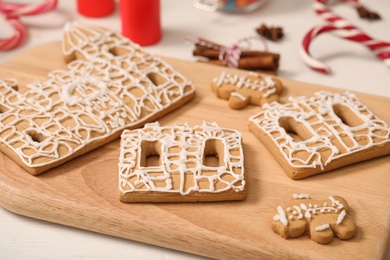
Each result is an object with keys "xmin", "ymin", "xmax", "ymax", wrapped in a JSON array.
[
  {"xmin": 0, "ymin": 22, "xmax": 195, "ymax": 175},
  {"xmin": 249, "ymin": 91, "xmax": 390, "ymax": 179},
  {"xmin": 119, "ymin": 122, "xmax": 246, "ymax": 202}
]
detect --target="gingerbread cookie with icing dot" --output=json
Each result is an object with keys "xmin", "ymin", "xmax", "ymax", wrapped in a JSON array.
[
  {"xmin": 0, "ymin": 22, "xmax": 195, "ymax": 175},
  {"xmin": 119, "ymin": 122, "xmax": 246, "ymax": 203},
  {"xmin": 249, "ymin": 91, "xmax": 390, "ymax": 179},
  {"xmin": 271, "ymin": 194, "xmax": 356, "ymax": 244},
  {"xmin": 211, "ymin": 71, "xmax": 283, "ymax": 109}
]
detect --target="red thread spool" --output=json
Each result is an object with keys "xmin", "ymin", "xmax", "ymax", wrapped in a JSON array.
[
  {"xmin": 120, "ymin": 0, "xmax": 162, "ymax": 46},
  {"xmin": 77, "ymin": 0, "xmax": 115, "ymax": 18}
]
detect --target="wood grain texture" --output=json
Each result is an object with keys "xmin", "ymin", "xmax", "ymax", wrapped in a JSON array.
[{"xmin": 0, "ymin": 42, "xmax": 389, "ymax": 259}]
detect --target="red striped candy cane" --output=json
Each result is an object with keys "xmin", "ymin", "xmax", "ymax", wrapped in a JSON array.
[
  {"xmin": 301, "ymin": 24, "xmax": 390, "ymax": 73},
  {"xmin": 301, "ymin": 0, "xmax": 390, "ymax": 73},
  {"xmin": 0, "ymin": 16, "xmax": 26, "ymax": 50},
  {"xmin": 0, "ymin": 0, "xmax": 58, "ymax": 51},
  {"xmin": 0, "ymin": 0, "xmax": 57, "ymax": 17}
]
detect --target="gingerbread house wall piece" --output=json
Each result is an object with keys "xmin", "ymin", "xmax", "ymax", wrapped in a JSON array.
[
  {"xmin": 119, "ymin": 122, "xmax": 246, "ymax": 203},
  {"xmin": 249, "ymin": 91, "xmax": 390, "ymax": 179},
  {"xmin": 0, "ymin": 22, "xmax": 195, "ymax": 175}
]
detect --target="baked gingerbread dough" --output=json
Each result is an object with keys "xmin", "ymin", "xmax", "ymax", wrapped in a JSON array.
[
  {"xmin": 0, "ymin": 22, "xmax": 195, "ymax": 175},
  {"xmin": 119, "ymin": 122, "xmax": 246, "ymax": 202},
  {"xmin": 271, "ymin": 194, "xmax": 356, "ymax": 244},
  {"xmin": 249, "ymin": 91, "xmax": 390, "ymax": 179},
  {"xmin": 211, "ymin": 71, "xmax": 283, "ymax": 109}
]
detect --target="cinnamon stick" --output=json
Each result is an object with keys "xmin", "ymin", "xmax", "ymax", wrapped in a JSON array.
[
  {"xmin": 200, "ymin": 60, "xmax": 277, "ymax": 75},
  {"xmin": 193, "ymin": 46, "xmax": 280, "ymax": 60},
  {"xmin": 203, "ymin": 55, "xmax": 279, "ymax": 71},
  {"xmin": 190, "ymin": 37, "xmax": 280, "ymax": 73}
]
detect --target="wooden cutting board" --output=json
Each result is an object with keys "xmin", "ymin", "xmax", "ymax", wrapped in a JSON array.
[{"xmin": 0, "ymin": 42, "xmax": 389, "ymax": 259}]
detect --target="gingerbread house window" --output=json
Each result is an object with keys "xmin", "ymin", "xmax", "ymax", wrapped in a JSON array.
[
  {"xmin": 26, "ymin": 130, "xmax": 47, "ymax": 144},
  {"xmin": 278, "ymin": 117, "xmax": 313, "ymax": 142},
  {"xmin": 332, "ymin": 103, "xmax": 364, "ymax": 127},
  {"xmin": 140, "ymin": 140, "xmax": 162, "ymax": 167},
  {"xmin": 146, "ymin": 72, "xmax": 167, "ymax": 87},
  {"xmin": 202, "ymin": 139, "xmax": 224, "ymax": 167},
  {"xmin": 0, "ymin": 104, "xmax": 8, "ymax": 113}
]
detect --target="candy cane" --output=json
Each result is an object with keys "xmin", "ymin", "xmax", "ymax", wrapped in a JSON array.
[
  {"xmin": 0, "ymin": 0, "xmax": 58, "ymax": 51},
  {"xmin": 314, "ymin": 0, "xmax": 359, "ymax": 29},
  {"xmin": 301, "ymin": 0, "xmax": 390, "ymax": 73},
  {"xmin": 0, "ymin": 16, "xmax": 26, "ymax": 50},
  {"xmin": 301, "ymin": 23, "xmax": 390, "ymax": 73},
  {"xmin": 0, "ymin": 0, "xmax": 57, "ymax": 17}
]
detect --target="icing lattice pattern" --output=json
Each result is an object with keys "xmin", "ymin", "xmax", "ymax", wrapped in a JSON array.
[
  {"xmin": 0, "ymin": 22, "xmax": 194, "ymax": 173},
  {"xmin": 119, "ymin": 122, "xmax": 245, "ymax": 196},
  {"xmin": 249, "ymin": 91, "xmax": 390, "ymax": 170}
]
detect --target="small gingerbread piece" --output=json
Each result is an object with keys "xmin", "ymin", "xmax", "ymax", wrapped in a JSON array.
[
  {"xmin": 119, "ymin": 122, "xmax": 246, "ymax": 203},
  {"xmin": 271, "ymin": 194, "xmax": 356, "ymax": 244},
  {"xmin": 211, "ymin": 71, "xmax": 283, "ymax": 109}
]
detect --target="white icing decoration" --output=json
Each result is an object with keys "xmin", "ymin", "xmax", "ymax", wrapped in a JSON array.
[
  {"xmin": 249, "ymin": 91, "xmax": 390, "ymax": 171},
  {"xmin": 118, "ymin": 122, "xmax": 245, "ymax": 196},
  {"xmin": 293, "ymin": 193, "xmax": 311, "ymax": 199},
  {"xmin": 0, "ymin": 22, "xmax": 195, "ymax": 171},
  {"xmin": 230, "ymin": 92, "xmax": 247, "ymax": 101},
  {"xmin": 215, "ymin": 71, "xmax": 226, "ymax": 86},
  {"xmin": 300, "ymin": 203, "xmax": 312, "ymax": 219},
  {"xmin": 329, "ymin": 196, "xmax": 343, "ymax": 210},
  {"xmin": 337, "ymin": 210, "xmax": 346, "ymax": 224},
  {"xmin": 61, "ymin": 76, "xmax": 108, "ymax": 105},
  {"xmin": 274, "ymin": 205, "xmax": 288, "ymax": 226},
  {"xmin": 274, "ymin": 196, "xmax": 348, "ymax": 226},
  {"xmin": 293, "ymin": 205, "xmax": 303, "ymax": 219},
  {"xmin": 213, "ymin": 71, "xmax": 278, "ymax": 98},
  {"xmin": 315, "ymin": 223, "xmax": 330, "ymax": 232}
]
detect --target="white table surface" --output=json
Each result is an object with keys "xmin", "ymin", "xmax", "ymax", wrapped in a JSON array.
[{"xmin": 1, "ymin": 0, "xmax": 389, "ymax": 259}]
